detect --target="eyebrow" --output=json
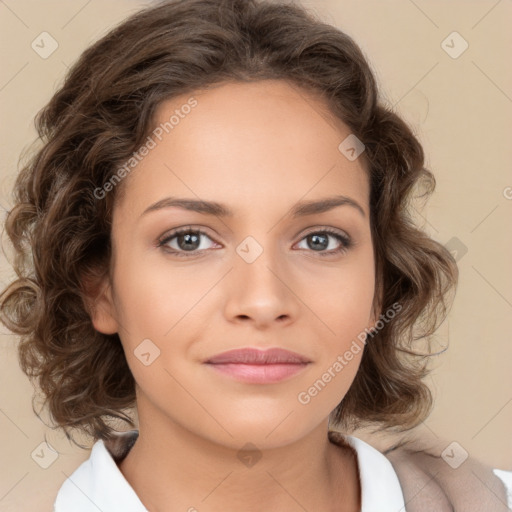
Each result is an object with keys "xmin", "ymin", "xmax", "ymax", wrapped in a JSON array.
[{"xmin": 140, "ymin": 195, "xmax": 366, "ymax": 219}]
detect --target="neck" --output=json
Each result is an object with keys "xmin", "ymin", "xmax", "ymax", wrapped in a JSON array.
[{"xmin": 117, "ymin": 401, "xmax": 360, "ymax": 512}]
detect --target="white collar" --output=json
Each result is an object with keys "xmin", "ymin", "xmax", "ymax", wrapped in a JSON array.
[
  {"xmin": 53, "ymin": 431, "xmax": 406, "ymax": 512},
  {"xmin": 54, "ymin": 437, "xmax": 147, "ymax": 511},
  {"xmin": 343, "ymin": 435, "xmax": 406, "ymax": 512}
]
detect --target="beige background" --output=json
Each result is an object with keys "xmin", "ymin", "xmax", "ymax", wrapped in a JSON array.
[{"xmin": 1, "ymin": 0, "xmax": 511, "ymax": 510}]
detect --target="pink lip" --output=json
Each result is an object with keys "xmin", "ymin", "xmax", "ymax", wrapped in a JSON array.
[{"xmin": 204, "ymin": 348, "xmax": 311, "ymax": 384}]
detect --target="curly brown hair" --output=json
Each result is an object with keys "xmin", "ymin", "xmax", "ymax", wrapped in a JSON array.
[{"xmin": 0, "ymin": 0, "xmax": 458, "ymax": 447}]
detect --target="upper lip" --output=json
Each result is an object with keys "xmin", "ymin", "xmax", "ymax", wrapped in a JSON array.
[{"xmin": 205, "ymin": 348, "xmax": 311, "ymax": 365}]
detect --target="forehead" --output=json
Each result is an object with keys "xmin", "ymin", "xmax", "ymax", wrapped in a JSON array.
[{"xmin": 116, "ymin": 79, "xmax": 370, "ymax": 218}]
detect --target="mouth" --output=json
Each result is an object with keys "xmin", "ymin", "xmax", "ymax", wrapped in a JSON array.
[{"xmin": 204, "ymin": 347, "xmax": 311, "ymax": 384}]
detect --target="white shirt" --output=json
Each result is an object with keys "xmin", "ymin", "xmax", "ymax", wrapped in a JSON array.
[{"xmin": 53, "ymin": 433, "xmax": 512, "ymax": 512}]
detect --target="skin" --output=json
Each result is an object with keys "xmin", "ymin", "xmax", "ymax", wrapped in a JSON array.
[{"xmin": 90, "ymin": 79, "xmax": 380, "ymax": 512}]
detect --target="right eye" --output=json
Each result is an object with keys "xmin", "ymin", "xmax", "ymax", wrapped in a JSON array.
[{"xmin": 157, "ymin": 227, "xmax": 221, "ymax": 257}]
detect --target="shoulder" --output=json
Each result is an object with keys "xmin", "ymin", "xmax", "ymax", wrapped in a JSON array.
[{"xmin": 383, "ymin": 436, "xmax": 511, "ymax": 512}]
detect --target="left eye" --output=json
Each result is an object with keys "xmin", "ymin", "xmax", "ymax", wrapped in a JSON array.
[{"xmin": 294, "ymin": 230, "xmax": 351, "ymax": 255}]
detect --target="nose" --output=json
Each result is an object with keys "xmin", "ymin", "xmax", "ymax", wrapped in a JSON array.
[{"xmin": 222, "ymin": 243, "xmax": 299, "ymax": 330}]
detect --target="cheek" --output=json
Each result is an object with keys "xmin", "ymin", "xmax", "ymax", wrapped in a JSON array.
[
  {"xmin": 308, "ymin": 258, "xmax": 375, "ymax": 342},
  {"xmin": 295, "ymin": 338, "xmax": 364, "ymax": 422},
  {"xmin": 111, "ymin": 250, "xmax": 216, "ymax": 340},
  {"xmin": 293, "ymin": 259, "xmax": 374, "ymax": 406}
]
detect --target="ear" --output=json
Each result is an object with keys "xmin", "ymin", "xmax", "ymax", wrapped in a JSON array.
[{"xmin": 82, "ymin": 273, "xmax": 119, "ymax": 335}]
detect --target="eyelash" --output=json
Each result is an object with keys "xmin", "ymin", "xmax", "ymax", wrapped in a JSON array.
[{"xmin": 157, "ymin": 226, "xmax": 352, "ymax": 258}]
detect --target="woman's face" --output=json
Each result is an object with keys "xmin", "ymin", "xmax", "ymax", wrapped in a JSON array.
[{"xmin": 92, "ymin": 79, "xmax": 378, "ymax": 449}]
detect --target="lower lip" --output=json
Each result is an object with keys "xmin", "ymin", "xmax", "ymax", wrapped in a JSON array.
[{"xmin": 205, "ymin": 363, "xmax": 309, "ymax": 384}]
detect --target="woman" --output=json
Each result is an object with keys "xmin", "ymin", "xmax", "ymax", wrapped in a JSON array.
[{"xmin": 1, "ymin": 0, "xmax": 510, "ymax": 510}]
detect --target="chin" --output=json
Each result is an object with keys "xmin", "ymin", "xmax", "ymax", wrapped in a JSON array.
[{"xmin": 199, "ymin": 414, "xmax": 319, "ymax": 450}]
